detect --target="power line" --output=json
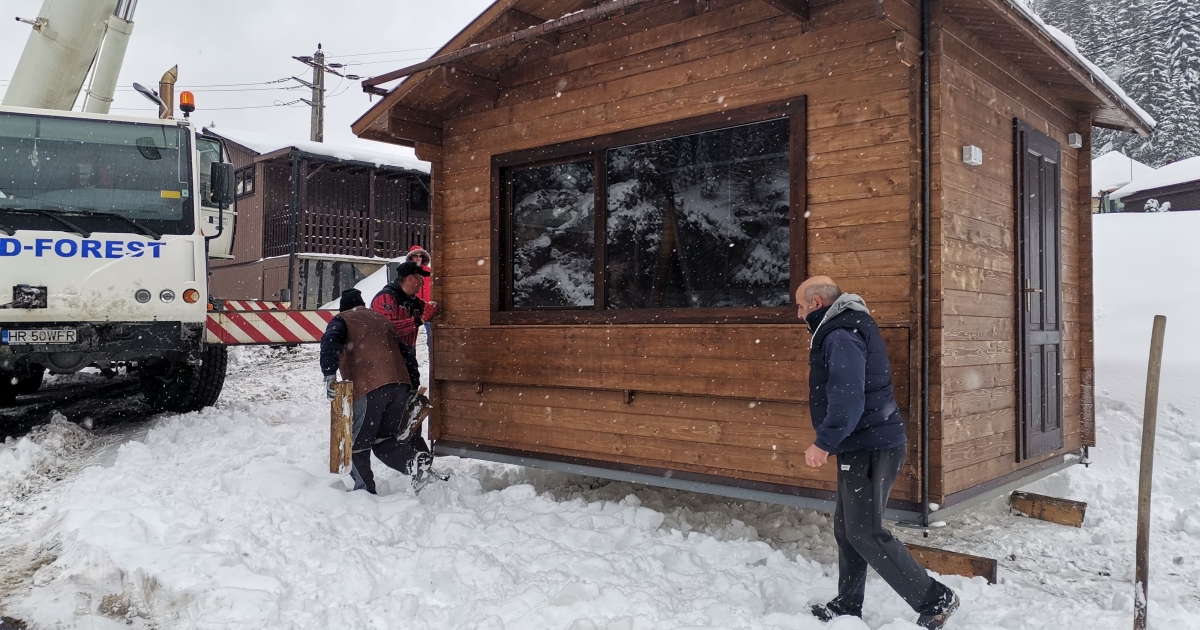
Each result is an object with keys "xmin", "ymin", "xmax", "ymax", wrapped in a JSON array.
[
  {"xmin": 337, "ymin": 56, "xmax": 430, "ymax": 68},
  {"xmin": 325, "ymin": 46, "xmax": 438, "ymax": 59},
  {"xmin": 0, "ymin": 78, "xmax": 296, "ymax": 89},
  {"xmin": 111, "ymin": 100, "xmax": 306, "ymax": 112}
]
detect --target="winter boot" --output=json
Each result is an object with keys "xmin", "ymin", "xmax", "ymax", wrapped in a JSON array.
[
  {"xmin": 409, "ymin": 452, "xmax": 450, "ymax": 493},
  {"xmin": 810, "ymin": 597, "xmax": 861, "ymax": 622},
  {"xmin": 916, "ymin": 592, "xmax": 960, "ymax": 629}
]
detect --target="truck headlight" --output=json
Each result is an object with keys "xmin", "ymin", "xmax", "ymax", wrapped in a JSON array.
[
  {"xmin": 135, "ymin": 289, "xmax": 151, "ymax": 303},
  {"xmin": 183, "ymin": 289, "xmax": 200, "ymax": 304},
  {"xmin": 160, "ymin": 289, "xmax": 176, "ymax": 303}
]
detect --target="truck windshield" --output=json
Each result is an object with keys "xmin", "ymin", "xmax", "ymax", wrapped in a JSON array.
[{"xmin": 0, "ymin": 111, "xmax": 193, "ymax": 236}]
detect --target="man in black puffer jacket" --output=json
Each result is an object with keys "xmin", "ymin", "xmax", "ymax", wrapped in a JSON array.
[{"xmin": 798, "ymin": 276, "xmax": 958, "ymax": 630}]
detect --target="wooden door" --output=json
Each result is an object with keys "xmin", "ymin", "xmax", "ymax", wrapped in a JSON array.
[{"xmin": 1015, "ymin": 120, "xmax": 1064, "ymax": 461}]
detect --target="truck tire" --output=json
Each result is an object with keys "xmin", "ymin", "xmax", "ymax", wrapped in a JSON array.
[
  {"xmin": 0, "ymin": 375, "xmax": 16, "ymax": 407},
  {"xmin": 14, "ymin": 366, "xmax": 45, "ymax": 396},
  {"xmin": 140, "ymin": 345, "xmax": 228, "ymax": 413}
]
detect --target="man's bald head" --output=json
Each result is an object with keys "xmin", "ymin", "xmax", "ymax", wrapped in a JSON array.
[{"xmin": 796, "ymin": 276, "xmax": 842, "ymax": 319}]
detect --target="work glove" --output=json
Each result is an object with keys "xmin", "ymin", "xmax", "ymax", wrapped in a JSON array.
[{"xmin": 324, "ymin": 375, "xmax": 337, "ymax": 400}]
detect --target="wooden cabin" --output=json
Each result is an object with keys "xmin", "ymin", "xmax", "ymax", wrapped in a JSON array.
[
  {"xmin": 352, "ymin": 0, "xmax": 1153, "ymax": 523},
  {"xmin": 205, "ymin": 128, "xmax": 431, "ymax": 308}
]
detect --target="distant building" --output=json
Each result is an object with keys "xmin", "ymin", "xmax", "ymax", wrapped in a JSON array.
[
  {"xmin": 1111, "ymin": 156, "xmax": 1200, "ymax": 213},
  {"xmin": 1091, "ymin": 151, "xmax": 1156, "ymax": 213},
  {"xmin": 204, "ymin": 128, "xmax": 430, "ymax": 308}
]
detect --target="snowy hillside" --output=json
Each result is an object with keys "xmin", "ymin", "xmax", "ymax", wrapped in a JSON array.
[{"xmin": 0, "ymin": 213, "xmax": 1198, "ymax": 628}]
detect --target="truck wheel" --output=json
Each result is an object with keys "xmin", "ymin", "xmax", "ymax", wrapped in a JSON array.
[
  {"xmin": 0, "ymin": 374, "xmax": 16, "ymax": 407},
  {"xmin": 14, "ymin": 366, "xmax": 45, "ymax": 396},
  {"xmin": 140, "ymin": 345, "xmax": 228, "ymax": 413}
]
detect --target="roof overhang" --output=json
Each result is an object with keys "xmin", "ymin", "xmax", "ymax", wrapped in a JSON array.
[
  {"xmin": 353, "ymin": 0, "xmax": 1154, "ymax": 146},
  {"xmin": 945, "ymin": 0, "xmax": 1154, "ymax": 136}
]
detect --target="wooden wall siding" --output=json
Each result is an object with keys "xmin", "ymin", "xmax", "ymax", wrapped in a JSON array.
[
  {"xmin": 212, "ymin": 145, "xmax": 265, "ymax": 267},
  {"xmin": 303, "ymin": 167, "xmax": 374, "ymax": 256},
  {"xmin": 429, "ymin": 0, "xmax": 923, "ymax": 493},
  {"xmin": 207, "ymin": 261, "xmax": 266, "ymax": 301},
  {"xmin": 261, "ymin": 162, "xmax": 296, "ymax": 259},
  {"xmin": 374, "ymin": 176, "xmax": 432, "ymax": 254},
  {"xmin": 266, "ymin": 164, "xmax": 430, "ymax": 259},
  {"xmin": 934, "ymin": 15, "xmax": 1085, "ymax": 498}
]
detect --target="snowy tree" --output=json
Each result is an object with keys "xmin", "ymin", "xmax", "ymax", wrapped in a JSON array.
[{"xmin": 1034, "ymin": 0, "xmax": 1200, "ymax": 166}]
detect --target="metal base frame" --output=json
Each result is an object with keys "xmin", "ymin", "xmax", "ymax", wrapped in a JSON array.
[
  {"xmin": 436, "ymin": 442, "xmax": 1085, "ymax": 527},
  {"xmin": 435, "ymin": 441, "xmax": 922, "ymax": 522}
]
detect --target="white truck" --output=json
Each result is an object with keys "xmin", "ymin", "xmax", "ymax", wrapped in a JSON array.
[{"xmin": 0, "ymin": 105, "xmax": 239, "ymax": 411}]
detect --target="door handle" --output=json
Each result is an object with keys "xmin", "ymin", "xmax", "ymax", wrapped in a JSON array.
[{"xmin": 1025, "ymin": 282, "xmax": 1043, "ymax": 311}]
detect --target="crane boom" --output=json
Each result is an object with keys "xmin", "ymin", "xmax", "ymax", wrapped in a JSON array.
[
  {"xmin": 83, "ymin": 0, "xmax": 138, "ymax": 114},
  {"xmin": 3, "ymin": 0, "xmax": 121, "ymax": 111}
]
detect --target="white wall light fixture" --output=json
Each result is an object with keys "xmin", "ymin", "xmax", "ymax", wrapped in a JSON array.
[
  {"xmin": 963, "ymin": 145, "xmax": 983, "ymax": 166},
  {"xmin": 1068, "ymin": 133, "xmax": 1084, "ymax": 149}
]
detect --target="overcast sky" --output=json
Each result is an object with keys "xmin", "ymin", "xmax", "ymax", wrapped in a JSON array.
[{"xmin": 0, "ymin": 0, "xmax": 495, "ymax": 158}]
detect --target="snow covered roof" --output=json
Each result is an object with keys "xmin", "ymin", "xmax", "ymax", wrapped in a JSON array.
[
  {"xmin": 206, "ymin": 127, "xmax": 429, "ymax": 174},
  {"xmin": 1111, "ymin": 156, "xmax": 1200, "ymax": 201},
  {"xmin": 1092, "ymin": 152, "xmax": 1157, "ymax": 197},
  {"xmin": 1005, "ymin": 0, "xmax": 1156, "ymax": 133}
]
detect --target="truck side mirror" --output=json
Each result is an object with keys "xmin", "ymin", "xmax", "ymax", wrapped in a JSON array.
[{"xmin": 211, "ymin": 162, "xmax": 235, "ymax": 206}]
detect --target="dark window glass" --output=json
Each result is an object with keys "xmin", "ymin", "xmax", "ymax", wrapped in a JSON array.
[
  {"xmin": 508, "ymin": 160, "xmax": 595, "ymax": 308},
  {"xmin": 243, "ymin": 168, "xmax": 254, "ymax": 195},
  {"xmin": 604, "ymin": 118, "xmax": 790, "ymax": 309},
  {"xmin": 409, "ymin": 180, "xmax": 430, "ymax": 213}
]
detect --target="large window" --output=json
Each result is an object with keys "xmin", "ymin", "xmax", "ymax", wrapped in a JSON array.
[{"xmin": 496, "ymin": 100, "xmax": 804, "ymax": 323}]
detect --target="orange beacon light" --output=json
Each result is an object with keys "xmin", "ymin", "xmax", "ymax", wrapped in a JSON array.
[{"xmin": 179, "ymin": 91, "xmax": 196, "ymax": 118}]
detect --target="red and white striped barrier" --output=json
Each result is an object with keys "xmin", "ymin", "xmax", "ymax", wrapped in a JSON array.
[
  {"xmin": 221, "ymin": 300, "xmax": 291, "ymax": 312},
  {"xmin": 206, "ymin": 309, "xmax": 336, "ymax": 345}
]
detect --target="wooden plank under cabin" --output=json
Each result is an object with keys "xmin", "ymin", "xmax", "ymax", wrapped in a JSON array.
[
  {"xmin": 906, "ymin": 544, "xmax": 998, "ymax": 584},
  {"xmin": 1010, "ymin": 491, "xmax": 1087, "ymax": 528}
]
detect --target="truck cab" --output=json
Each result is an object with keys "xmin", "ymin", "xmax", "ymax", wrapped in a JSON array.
[{"xmin": 0, "ymin": 105, "xmax": 234, "ymax": 410}]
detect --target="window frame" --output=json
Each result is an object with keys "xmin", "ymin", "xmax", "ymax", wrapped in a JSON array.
[
  {"xmin": 235, "ymin": 166, "xmax": 255, "ymax": 199},
  {"xmin": 491, "ymin": 98, "xmax": 807, "ymax": 325}
]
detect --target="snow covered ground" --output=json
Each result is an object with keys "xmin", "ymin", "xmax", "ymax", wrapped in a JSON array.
[{"xmin": 1, "ymin": 213, "xmax": 1199, "ymax": 629}]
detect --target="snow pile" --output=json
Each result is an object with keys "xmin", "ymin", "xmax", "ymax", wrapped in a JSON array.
[
  {"xmin": 1093, "ymin": 212, "xmax": 1200, "ymax": 414},
  {"xmin": 1092, "ymin": 151, "xmax": 1157, "ymax": 197},
  {"xmin": 0, "ymin": 413, "xmax": 93, "ymax": 508},
  {"xmin": 4, "ymin": 216, "xmax": 1200, "ymax": 628},
  {"xmin": 1110, "ymin": 156, "xmax": 1200, "ymax": 202},
  {"xmin": 206, "ymin": 128, "xmax": 429, "ymax": 174}
]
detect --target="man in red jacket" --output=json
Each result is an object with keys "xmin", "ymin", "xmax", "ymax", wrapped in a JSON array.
[
  {"xmin": 371, "ymin": 261, "xmax": 437, "ymax": 389},
  {"xmin": 406, "ymin": 245, "xmax": 433, "ymax": 352}
]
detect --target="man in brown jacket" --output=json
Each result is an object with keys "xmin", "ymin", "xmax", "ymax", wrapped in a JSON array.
[{"xmin": 320, "ymin": 288, "xmax": 433, "ymax": 493}]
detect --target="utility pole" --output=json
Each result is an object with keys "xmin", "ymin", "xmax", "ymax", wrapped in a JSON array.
[{"xmin": 291, "ymin": 44, "xmax": 359, "ymax": 143}]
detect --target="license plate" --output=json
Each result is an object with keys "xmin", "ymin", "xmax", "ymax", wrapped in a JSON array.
[{"xmin": 1, "ymin": 328, "xmax": 77, "ymax": 345}]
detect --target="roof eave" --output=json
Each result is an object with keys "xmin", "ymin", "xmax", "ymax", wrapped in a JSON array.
[
  {"xmin": 351, "ymin": 0, "xmax": 526, "ymax": 140},
  {"xmin": 991, "ymin": 0, "xmax": 1155, "ymax": 137}
]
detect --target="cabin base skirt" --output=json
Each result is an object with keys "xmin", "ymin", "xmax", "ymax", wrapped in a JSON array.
[
  {"xmin": 435, "ymin": 442, "xmax": 1085, "ymax": 526},
  {"xmin": 435, "ymin": 441, "xmax": 923, "ymax": 522}
]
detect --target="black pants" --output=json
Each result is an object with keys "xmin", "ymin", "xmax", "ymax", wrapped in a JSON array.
[
  {"xmin": 832, "ymin": 445, "xmax": 952, "ymax": 617},
  {"xmin": 398, "ymin": 342, "xmax": 421, "ymax": 391},
  {"xmin": 349, "ymin": 383, "xmax": 429, "ymax": 494}
]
